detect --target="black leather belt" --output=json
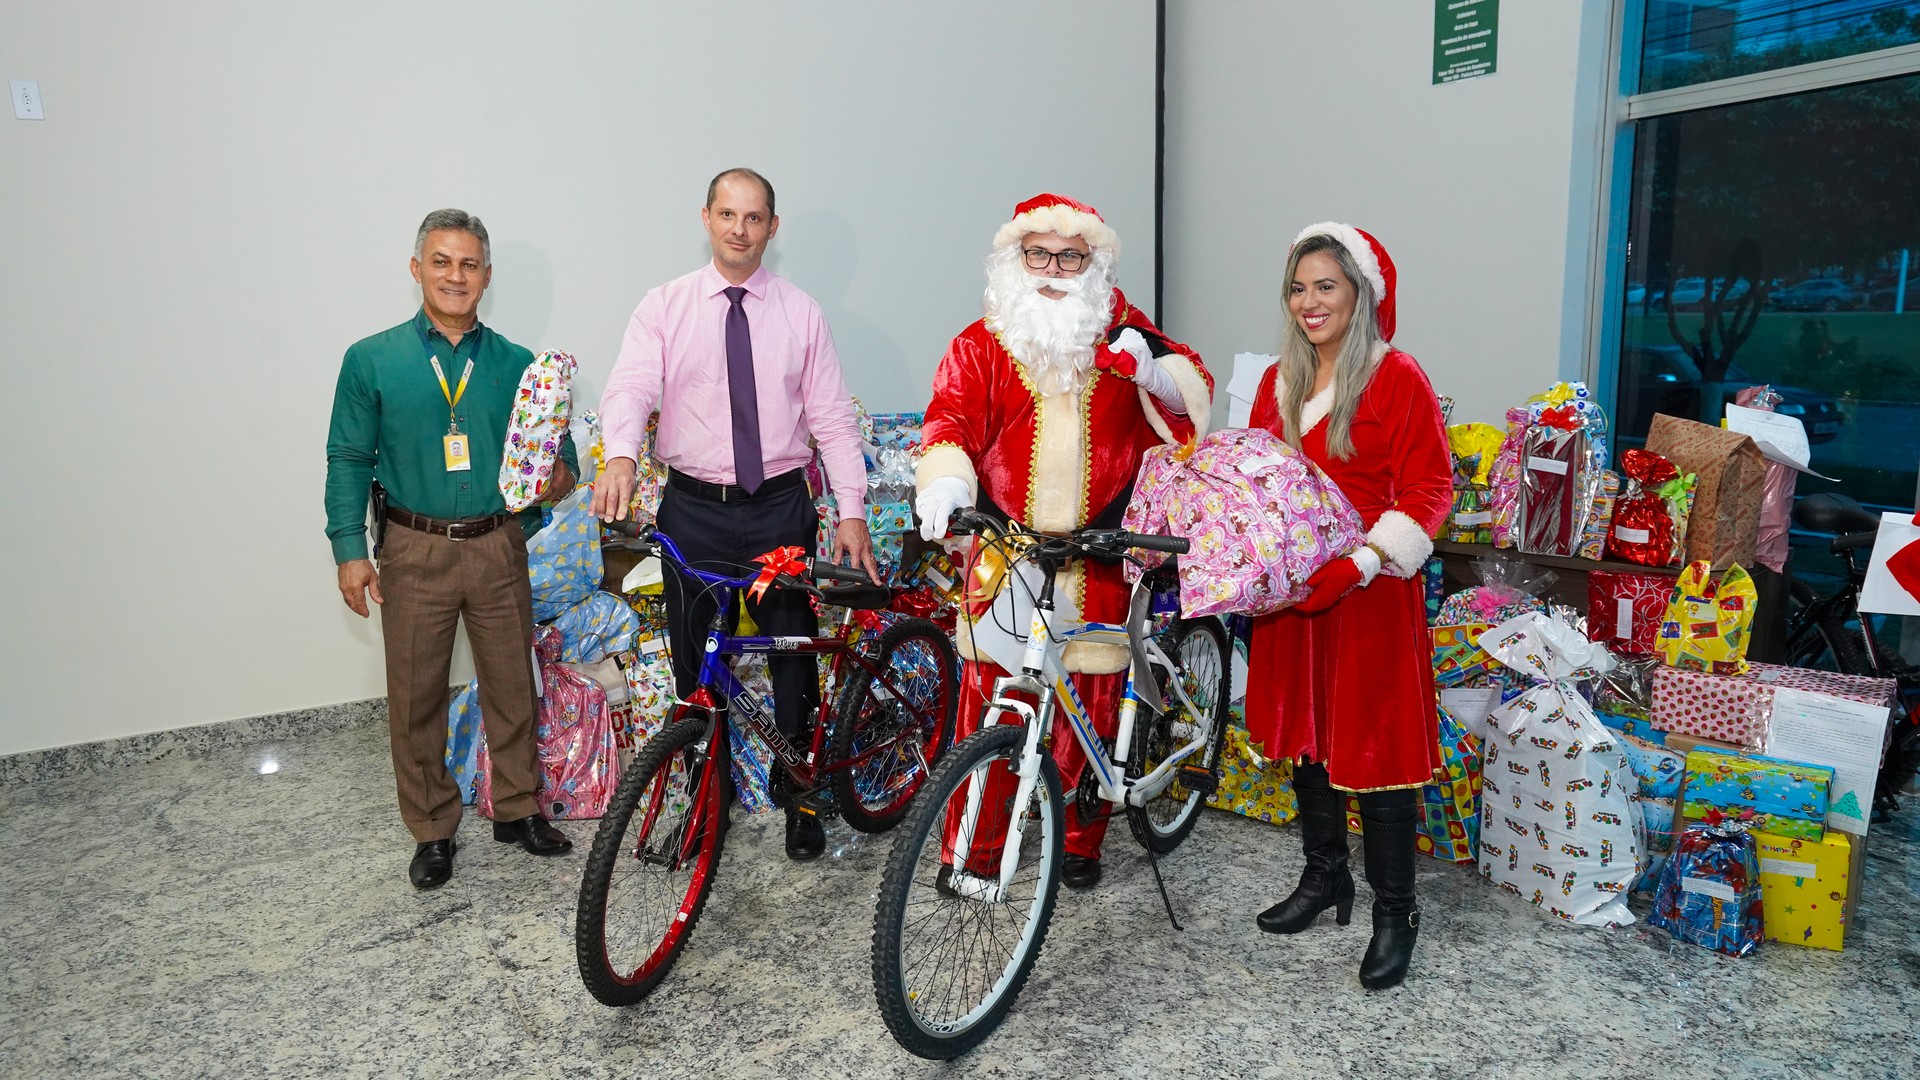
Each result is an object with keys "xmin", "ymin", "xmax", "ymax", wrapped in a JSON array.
[
  {"xmin": 667, "ymin": 467, "xmax": 807, "ymax": 503},
  {"xmin": 387, "ymin": 505, "xmax": 511, "ymax": 540}
]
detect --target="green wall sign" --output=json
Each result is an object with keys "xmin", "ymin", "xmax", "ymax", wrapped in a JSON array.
[{"xmin": 1434, "ymin": 0, "xmax": 1499, "ymax": 84}]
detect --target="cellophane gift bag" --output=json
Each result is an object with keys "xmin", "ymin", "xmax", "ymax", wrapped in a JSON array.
[
  {"xmin": 1121, "ymin": 428, "xmax": 1366, "ymax": 618},
  {"xmin": 1607, "ymin": 449, "xmax": 1694, "ymax": 567},
  {"xmin": 1574, "ymin": 469, "xmax": 1620, "ymax": 561},
  {"xmin": 476, "ymin": 626, "xmax": 620, "ymax": 820},
  {"xmin": 1733, "ymin": 385, "xmax": 1798, "ymax": 574},
  {"xmin": 500, "ymin": 349, "xmax": 577, "ymax": 511},
  {"xmin": 1649, "ymin": 814, "xmax": 1766, "ymax": 957},
  {"xmin": 1434, "ymin": 554, "xmax": 1553, "ymax": 627},
  {"xmin": 1518, "ymin": 416, "xmax": 1587, "ymax": 557},
  {"xmin": 1474, "ymin": 612, "xmax": 1641, "ymax": 926},
  {"xmin": 1447, "ymin": 423, "xmax": 1504, "ymax": 544},
  {"xmin": 1489, "ymin": 407, "xmax": 1531, "ymax": 549},
  {"xmin": 1653, "ymin": 562, "xmax": 1758, "ymax": 675}
]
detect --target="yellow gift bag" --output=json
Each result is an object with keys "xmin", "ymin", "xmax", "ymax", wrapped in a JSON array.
[{"xmin": 1654, "ymin": 561, "xmax": 1757, "ymax": 675}]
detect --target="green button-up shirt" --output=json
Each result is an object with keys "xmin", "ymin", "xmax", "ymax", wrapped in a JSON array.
[{"xmin": 325, "ymin": 308, "xmax": 579, "ymax": 564}]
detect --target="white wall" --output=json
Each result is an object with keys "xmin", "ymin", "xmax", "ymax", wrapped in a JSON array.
[
  {"xmin": 1164, "ymin": 0, "xmax": 1614, "ymax": 430},
  {"xmin": 0, "ymin": 1, "xmax": 1159, "ymax": 756}
]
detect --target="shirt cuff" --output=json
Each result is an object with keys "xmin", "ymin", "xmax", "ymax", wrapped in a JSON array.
[
  {"xmin": 836, "ymin": 495, "xmax": 866, "ymax": 521},
  {"xmin": 332, "ymin": 532, "xmax": 369, "ymax": 564}
]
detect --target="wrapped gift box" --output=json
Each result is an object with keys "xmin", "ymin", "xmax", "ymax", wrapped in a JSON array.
[
  {"xmin": 1651, "ymin": 662, "xmax": 1897, "ymax": 747},
  {"xmin": 1621, "ymin": 732, "xmax": 1684, "ymax": 800},
  {"xmin": 1586, "ymin": 570, "xmax": 1673, "ymax": 656},
  {"xmin": 1680, "ymin": 749, "xmax": 1833, "ymax": 841},
  {"xmin": 1208, "ymin": 724, "xmax": 1298, "ymax": 825},
  {"xmin": 1634, "ymin": 794, "xmax": 1677, "ymax": 893},
  {"xmin": 1432, "ymin": 622, "xmax": 1498, "ymax": 686},
  {"xmin": 1755, "ymin": 830, "xmax": 1851, "ymax": 951},
  {"xmin": 1599, "ymin": 712, "xmax": 1666, "ymax": 745}
]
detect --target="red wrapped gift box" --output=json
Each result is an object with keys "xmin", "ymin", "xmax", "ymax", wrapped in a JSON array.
[
  {"xmin": 1587, "ymin": 570, "xmax": 1674, "ymax": 656},
  {"xmin": 1651, "ymin": 662, "xmax": 1897, "ymax": 747}
]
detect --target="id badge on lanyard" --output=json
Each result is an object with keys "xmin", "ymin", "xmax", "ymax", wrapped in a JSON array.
[{"xmin": 430, "ymin": 353, "xmax": 475, "ymax": 472}]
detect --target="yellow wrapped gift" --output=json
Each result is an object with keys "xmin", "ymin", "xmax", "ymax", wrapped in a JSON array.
[
  {"xmin": 1654, "ymin": 561, "xmax": 1758, "ymax": 675},
  {"xmin": 1755, "ymin": 830, "xmax": 1850, "ymax": 951},
  {"xmin": 1207, "ymin": 724, "xmax": 1298, "ymax": 825}
]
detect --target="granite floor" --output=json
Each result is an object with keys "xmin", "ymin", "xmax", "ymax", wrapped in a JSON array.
[{"xmin": 2, "ymin": 720, "xmax": 1917, "ymax": 1080}]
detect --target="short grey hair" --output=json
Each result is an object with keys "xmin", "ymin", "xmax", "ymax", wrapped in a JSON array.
[{"xmin": 414, "ymin": 208, "xmax": 491, "ymax": 266}]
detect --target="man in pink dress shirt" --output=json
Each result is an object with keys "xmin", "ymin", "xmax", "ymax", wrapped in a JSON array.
[{"xmin": 592, "ymin": 168, "xmax": 877, "ymax": 861}]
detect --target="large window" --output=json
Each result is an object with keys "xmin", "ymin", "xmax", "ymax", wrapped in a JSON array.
[{"xmin": 1609, "ymin": 2, "xmax": 1920, "ymax": 521}]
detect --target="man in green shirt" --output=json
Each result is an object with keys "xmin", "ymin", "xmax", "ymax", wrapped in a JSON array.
[{"xmin": 325, "ymin": 209, "xmax": 579, "ymax": 889}]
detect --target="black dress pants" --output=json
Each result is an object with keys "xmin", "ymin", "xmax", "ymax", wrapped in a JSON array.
[{"xmin": 654, "ymin": 482, "xmax": 820, "ymax": 741}]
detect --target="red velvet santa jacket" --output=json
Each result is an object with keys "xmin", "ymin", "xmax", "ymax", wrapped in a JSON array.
[{"xmin": 918, "ymin": 288, "xmax": 1212, "ymax": 673}]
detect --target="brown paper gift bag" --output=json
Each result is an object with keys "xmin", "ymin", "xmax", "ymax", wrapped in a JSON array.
[{"xmin": 1644, "ymin": 413, "xmax": 1765, "ymax": 570}]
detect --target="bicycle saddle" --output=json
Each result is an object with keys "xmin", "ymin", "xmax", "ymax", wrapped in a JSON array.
[
  {"xmin": 1792, "ymin": 492, "xmax": 1880, "ymax": 536},
  {"xmin": 818, "ymin": 582, "xmax": 894, "ymax": 610}
]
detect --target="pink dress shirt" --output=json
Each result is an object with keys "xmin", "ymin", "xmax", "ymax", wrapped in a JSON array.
[{"xmin": 601, "ymin": 262, "xmax": 866, "ymax": 519}]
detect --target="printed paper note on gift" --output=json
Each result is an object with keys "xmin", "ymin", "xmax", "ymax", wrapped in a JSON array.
[
  {"xmin": 1680, "ymin": 749, "xmax": 1833, "ymax": 841},
  {"xmin": 1754, "ymin": 830, "xmax": 1851, "ymax": 951},
  {"xmin": 1762, "ymin": 687, "xmax": 1892, "ymax": 837}
]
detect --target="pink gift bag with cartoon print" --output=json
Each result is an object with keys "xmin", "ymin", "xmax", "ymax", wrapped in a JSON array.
[
  {"xmin": 477, "ymin": 626, "xmax": 619, "ymax": 820},
  {"xmin": 1121, "ymin": 428, "xmax": 1366, "ymax": 618}
]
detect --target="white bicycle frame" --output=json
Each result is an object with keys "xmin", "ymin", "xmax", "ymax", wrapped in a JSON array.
[{"xmin": 954, "ymin": 568, "xmax": 1214, "ymax": 900}]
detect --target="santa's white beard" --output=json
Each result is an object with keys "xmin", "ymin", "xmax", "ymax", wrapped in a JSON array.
[{"xmin": 982, "ymin": 245, "xmax": 1117, "ymax": 396}]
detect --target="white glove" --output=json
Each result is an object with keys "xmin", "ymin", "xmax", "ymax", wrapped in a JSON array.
[
  {"xmin": 915, "ymin": 475, "xmax": 973, "ymax": 542},
  {"xmin": 1107, "ymin": 329, "xmax": 1186, "ymax": 413}
]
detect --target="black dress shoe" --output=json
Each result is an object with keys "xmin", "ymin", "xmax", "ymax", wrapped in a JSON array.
[
  {"xmin": 493, "ymin": 814, "xmax": 572, "ymax": 856},
  {"xmin": 409, "ymin": 839, "xmax": 456, "ymax": 890},
  {"xmin": 1062, "ymin": 853, "xmax": 1102, "ymax": 890},
  {"xmin": 785, "ymin": 808, "xmax": 825, "ymax": 862}
]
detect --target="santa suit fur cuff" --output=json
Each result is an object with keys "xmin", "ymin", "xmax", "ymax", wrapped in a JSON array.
[{"xmin": 1367, "ymin": 509, "xmax": 1432, "ymax": 578}]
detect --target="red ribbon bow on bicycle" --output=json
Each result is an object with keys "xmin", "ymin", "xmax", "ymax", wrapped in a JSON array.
[{"xmin": 748, "ymin": 545, "xmax": 810, "ymax": 602}]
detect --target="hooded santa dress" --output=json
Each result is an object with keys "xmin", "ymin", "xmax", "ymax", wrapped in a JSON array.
[
  {"xmin": 1243, "ymin": 224, "xmax": 1453, "ymax": 793},
  {"xmin": 917, "ymin": 194, "xmax": 1213, "ymax": 859}
]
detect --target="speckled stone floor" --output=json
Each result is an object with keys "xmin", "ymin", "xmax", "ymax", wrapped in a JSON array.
[{"xmin": 3, "ymin": 718, "xmax": 1917, "ymax": 1080}]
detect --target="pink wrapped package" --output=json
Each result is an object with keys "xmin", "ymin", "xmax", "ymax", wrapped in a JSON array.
[
  {"xmin": 478, "ymin": 626, "xmax": 620, "ymax": 820},
  {"xmin": 1733, "ymin": 385, "xmax": 1796, "ymax": 573},
  {"xmin": 1651, "ymin": 661, "xmax": 1896, "ymax": 747},
  {"xmin": 1488, "ymin": 407, "xmax": 1530, "ymax": 549},
  {"xmin": 1121, "ymin": 428, "xmax": 1366, "ymax": 618}
]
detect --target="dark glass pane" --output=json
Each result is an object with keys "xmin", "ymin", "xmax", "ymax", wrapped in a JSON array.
[
  {"xmin": 1642, "ymin": 1, "xmax": 1920, "ymax": 94},
  {"xmin": 1614, "ymin": 73, "xmax": 1920, "ymax": 513}
]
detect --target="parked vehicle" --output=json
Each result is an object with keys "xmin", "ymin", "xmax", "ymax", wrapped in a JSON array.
[
  {"xmin": 1768, "ymin": 277, "xmax": 1858, "ymax": 312},
  {"xmin": 1866, "ymin": 272, "xmax": 1918, "ymax": 311},
  {"xmin": 1650, "ymin": 277, "xmax": 1750, "ymax": 312},
  {"xmin": 1614, "ymin": 345, "xmax": 1844, "ymax": 444}
]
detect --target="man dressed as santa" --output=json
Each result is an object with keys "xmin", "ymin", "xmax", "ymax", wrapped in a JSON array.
[{"xmin": 914, "ymin": 193, "xmax": 1212, "ymax": 888}]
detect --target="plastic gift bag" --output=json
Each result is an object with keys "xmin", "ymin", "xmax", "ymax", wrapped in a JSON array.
[
  {"xmin": 1733, "ymin": 385, "xmax": 1797, "ymax": 574},
  {"xmin": 476, "ymin": 626, "xmax": 620, "ymax": 820},
  {"xmin": 623, "ymin": 412, "xmax": 672, "ymax": 530},
  {"xmin": 1517, "ymin": 412, "xmax": 1587, "ymax": 557},
  {"xmin": 1574, "ymin": 469, "xmax": 1620, "ymax": 561},
  {"xmin": 1607, "ymin": 449, "xmax": 1695, "ymax": 567},
  {"xmin": 445, "ymin": 680, "xmax": 485, "ymax": 805},
  {"xmin": 1120, "ymin": 428, "xmax": 1367, "ymax": 618},
  {"xmin": 1654, "ymin": 562, "xmax": 1758, "ymax": 675},
  {"xmin": 1489, "ymin": 407, "xmax": 1532, "ymax": 549},
  {"xmin": 499, "ymin": 349, "xmax": 577, "ymax": 512},
  {"xmin": 1434, "ymin": 554, "xmax": 1554, "ymax": 627},
  {"xmin": 1474, "ymin": 611, "xmax": 1641, "ymax": 926},
  {"xmin": 526, "ymin": 487, "xmax": 604, "ymax": 621},
  {"xmin": 547, "ymin": 590, "xmax": 642, "ymax": 664},
  {"xmin": 1648, "ymin": 814, "xmax": 1766, "ymax": 957},
  {"xmin": 1447, "ymin": 422, "xmax": 1504, "ymax": 544}
]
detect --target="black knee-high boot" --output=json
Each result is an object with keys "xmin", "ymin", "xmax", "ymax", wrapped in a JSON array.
[
  {"xmin": 1356, "ymin": 787, "xmax": 1420, "ymax": 989},
  {"xmin": 1257, "ymin": 762, "xmax": 1355, "ymax": 934}
]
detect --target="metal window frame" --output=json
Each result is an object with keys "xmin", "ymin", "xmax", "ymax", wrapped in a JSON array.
[{"xmin": 1581, "ymin": 5, "xmax": 1920, "ymax": 403}]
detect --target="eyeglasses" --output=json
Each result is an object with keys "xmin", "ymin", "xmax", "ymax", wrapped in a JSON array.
[{"xmin": 1022, "ymin": 247, "xmax": 1089, "ymax": 272}]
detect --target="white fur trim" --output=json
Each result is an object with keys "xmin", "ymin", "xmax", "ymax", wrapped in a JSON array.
[
  {"xmin": 1137, "ymin": 353, "xmax": 1213, "ymax": 446},
  {"xmin": 1029, "ymin": 390, "xmax": 1084, "ymax": 533},
  {"xmin": 1298, "ymin": 383, "xmax": 1335, "ymax": 435},
  {"xmin": 916, "ymin": 444, "xmax": 977, "ymax": 504},
  {"xmin": 994, "ymin": 206, "xmax": 1120, "ymax": 259},
  {"xmin": 1291, "ymin": 222, "xmax": 1384, "ymax": 304},
  {"xmin": 1367, "ymin": 508, "xmax": 1433, "ymax": 578}
]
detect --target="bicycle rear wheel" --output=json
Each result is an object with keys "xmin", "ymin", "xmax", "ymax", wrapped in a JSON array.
[
  {"xmin": 575, "ymin": 715, "xmax": 732, "ymax": 1006},
  {"xmin": 829, "ymin": 618, "xmax": 960, "ymax": 832},
  {"xmin": 871, "ymin": 723, "xmax": 1063, "ymax": 1060},
  {"xmin": 1126, "ymin": 616, "xmax": 1231, "ymax": 853}
]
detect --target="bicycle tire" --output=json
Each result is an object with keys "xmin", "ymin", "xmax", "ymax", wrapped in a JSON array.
[
  {"xmin": 575, "ymin": 715, "xmax": 732, "ymax": 1006},
  {"xmin": 829, "ymin": 618, "xmax": 960, "ymax": 833},
  {"xmin": 1784, "ymin": 578, "xmax": 1873, "ymax": 675},
  {"xmin": 1126, "ymin": 616, "xmax": 1232, "ymax": 854},
  {"xmin": 871, "ymin": 723, "xmax": 1063, "ymax": 1060}
]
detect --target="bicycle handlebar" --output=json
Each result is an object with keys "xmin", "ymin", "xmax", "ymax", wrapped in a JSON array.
[
  {"xmin": 1832, "ymin": 530, "xmax": 1878, "ymax": 554},
  {"xmin": 948, "ymin": 509, "xmax": 1190, "ymax": 558},
  {"xmin": 599, "ymin": 518, "xmax": 876, "ymax": 589}
]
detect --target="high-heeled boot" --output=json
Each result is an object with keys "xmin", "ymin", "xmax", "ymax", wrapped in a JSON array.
[
  {"xmin": 1357, "ymin": 788, "xmax": 1420, "ymax": 989},
  {"xmin": 1257, "ymin": 762, "xmax": 1354, "ymax": 934}
]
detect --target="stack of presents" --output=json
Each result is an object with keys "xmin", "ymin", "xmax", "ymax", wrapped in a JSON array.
[{"xmin": 445, "ymin": 399, "xmax": 960, "ymax": 822}]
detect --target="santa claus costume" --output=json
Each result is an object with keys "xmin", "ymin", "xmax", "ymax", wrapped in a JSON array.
[
  {"xmin": 916, "ymin": 194, "xmax": 1212, "ymax": 887},
  {"xmin": 1243, "ymin": 224, "xmax": 1451, "ymax": 989}
]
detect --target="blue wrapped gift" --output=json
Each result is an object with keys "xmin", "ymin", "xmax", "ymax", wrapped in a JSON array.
[
  {"xmin": 1621, "ymin": 732, "xmax": 1684, "ymax": 800},
  {"xmin": 1649, "ymin": 818, "xmax": 1765, "ymax": 957},
  {"xmin": 1681, "ymin": 749, "xmax": 1834, "ymax": 842}
]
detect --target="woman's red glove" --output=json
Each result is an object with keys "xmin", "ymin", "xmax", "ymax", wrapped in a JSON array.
[{"xmin": 1293, "ymin": 557, "xmax": 1365, "ymax": 614}]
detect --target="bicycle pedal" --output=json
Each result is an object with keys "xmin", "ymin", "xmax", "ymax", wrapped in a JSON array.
[
  {"xmin": 798, "ymin": 790, "xmax": 838, "ymax": 817},
  {"xmin": 1177, "ymin": 765, "xmax": 1219, "ymax": 797}
]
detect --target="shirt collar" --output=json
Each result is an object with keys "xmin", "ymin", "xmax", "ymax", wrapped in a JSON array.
[
  {"xmin": 701, "ymin": 262, "xmax": 773, "ymax": 300},
  {"xmin": 412, "ymin": 306, "xmax": 485, "ymax": 349}
]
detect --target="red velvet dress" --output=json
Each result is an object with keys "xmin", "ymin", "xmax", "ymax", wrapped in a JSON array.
[{"xmin": 1244, "ymin": 350, "xmax": 1453, "ymax": 792}]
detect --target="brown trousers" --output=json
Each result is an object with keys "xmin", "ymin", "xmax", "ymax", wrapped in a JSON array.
[{"xmin": 378, "ymin": 518, "xmax": 540, "ymax": 841}]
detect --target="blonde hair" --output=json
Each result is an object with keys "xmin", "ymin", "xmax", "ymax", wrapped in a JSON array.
[{"xmin": 1276, "ymin": 234, "xmax": 1386, "ymax": 460}]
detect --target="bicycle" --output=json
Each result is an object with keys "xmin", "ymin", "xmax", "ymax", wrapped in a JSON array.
[
  {"xmin": 1784, "ymin": 492, "xmax": 1920, "ymax": 819},
  {"xmin": 574, "ymin": 527, "xmax": 960, "ymax": 1006},
  {"xmin": 869, "ymin": 510, "xmax": 1232, "ymax": 1059}
]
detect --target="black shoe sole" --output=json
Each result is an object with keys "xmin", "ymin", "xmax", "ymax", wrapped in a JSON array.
[{"xmin": 492, "ymin": 827, "xmax": 573, "ymax": 857}]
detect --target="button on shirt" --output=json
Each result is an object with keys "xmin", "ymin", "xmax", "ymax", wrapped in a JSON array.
[
  {"xmin": 601, "ymin": 263, "xmax": 866, "ymax": 519},
  {"xmin": 324, "ymin": 309, "xmax": 578, "ymax": 563}
]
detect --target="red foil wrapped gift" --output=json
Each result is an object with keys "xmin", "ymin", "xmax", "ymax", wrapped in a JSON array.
[{"xmin": 1608, "ymin": 449, "xmax": 1686, "ymax": 567}]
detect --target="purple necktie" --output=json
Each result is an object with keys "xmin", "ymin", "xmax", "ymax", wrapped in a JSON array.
[{"xmin": 723, "ymin": 286, "xmax": 764, "ymax": 494}]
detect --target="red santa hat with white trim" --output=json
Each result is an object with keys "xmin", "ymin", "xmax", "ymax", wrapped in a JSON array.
[
  {"xmin": 993, "ymin": 192, "xmax": 1121, "ymax": 258},
  {"xmin": 1291, "ymin": 221, "xmax": 1396, "ymax": 341}
]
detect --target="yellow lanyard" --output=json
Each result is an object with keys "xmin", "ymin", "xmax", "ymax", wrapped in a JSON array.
[{"xmin": 428, "ymin": 355, "xmax": 474, "ymax": 434}]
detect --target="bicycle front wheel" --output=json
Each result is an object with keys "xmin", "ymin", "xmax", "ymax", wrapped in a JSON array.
[
  {"xmin": 575, "ymin": 715, "xmax": 732, "ymax": 1006},
  {"xmin": 1127, "ymin": 616, "xmax": 1231, "ymax": 853},
  {"xmin": 829, "ymin": 617, "xmax": 960, "ymax": 832},
  {"xmin": 871, "ymin": 723, "xmax": 1063, "ymax": 1060}
]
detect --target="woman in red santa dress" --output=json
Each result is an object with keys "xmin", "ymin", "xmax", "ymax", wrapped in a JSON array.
[{"xmin": 1244, "ymin": 223, "xmax": 1451, "ymax": 990}]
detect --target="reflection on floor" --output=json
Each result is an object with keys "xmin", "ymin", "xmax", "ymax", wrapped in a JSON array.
[{"xmin": 2, "ymin": 719, "xmax": 1916, "ymax": 1080}]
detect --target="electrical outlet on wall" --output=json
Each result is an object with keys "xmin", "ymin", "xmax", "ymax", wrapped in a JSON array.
[{"xmin": 11, "ymin": 80, "xmax": 46, "ymax": 120}]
